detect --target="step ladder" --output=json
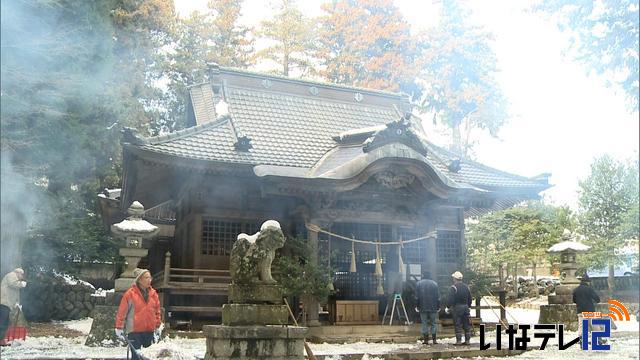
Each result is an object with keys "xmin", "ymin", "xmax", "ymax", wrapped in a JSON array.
[{"xmin": 381, "ymin": 293, "xmax": 411, "ymax": 325}]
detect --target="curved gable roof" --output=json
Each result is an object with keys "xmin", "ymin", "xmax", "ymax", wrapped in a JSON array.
[{"xmin": 127, "ymin": 68, "xmax": 550, "ymax": 194}]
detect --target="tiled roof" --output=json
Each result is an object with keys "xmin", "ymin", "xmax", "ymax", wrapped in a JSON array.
[{"xmin": 133, "ymin": 69, "xmax": 549, "ymax": 192}]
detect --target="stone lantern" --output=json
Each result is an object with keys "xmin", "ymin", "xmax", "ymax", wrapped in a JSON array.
[
  {"xmin": 86, "ymin": 201, "xmax": 159, "ymax": 347},
  {"xmin": 111, "ymin": 201, "xmax": 158, "ymax": 291},
  {"xmin": 538, "ymin": 229, "xmax": 591, "ymax": 330},
  {"xmin": 547, "ymin": 229, "xmax": 590, "ymax": 304}
]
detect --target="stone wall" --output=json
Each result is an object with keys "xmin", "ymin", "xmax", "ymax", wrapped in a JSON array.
[{"xmin": 22, "ymin": 272, "xmax": 108, "ymax": 322}]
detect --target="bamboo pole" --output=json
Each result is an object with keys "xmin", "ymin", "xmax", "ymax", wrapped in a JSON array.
[{"xmin": 284, "ymin": 298, "xmax": 316, "ymax": 360}]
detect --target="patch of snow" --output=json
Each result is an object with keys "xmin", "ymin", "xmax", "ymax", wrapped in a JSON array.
[
  {"xmin": 52, "ymin": 271, "xmax": 95, "ymax": 289},
  {"xmin": 237, "ymin": 232, "xmax": 259, "ymax": 244},
  {"xmin": 139, "ymin": 338, "xmax": 203, "ymax": 360},
  {"xmin": 92, "ymin": 288, "xmax": 114, "ymax": 297},
  {"xmin": 337, "ymin": 125, "xmax": 386, "ymax": 140},
  {"xmin": 548, "ymin": 241, "xmax": 590, "ymax": 252},
  {"xmin": 261, "ymin": 220, "xmax": 281, "ymax": 231},
  {"xmin": 0, "ymin": 336, "xmax": 126, "ymax": 359},
  {"xmin": 112, "ymin": 219, "xmax": 158, "ymax": 233},
  {"xmin": 59, "ymin": 318, "xmax": 93, "ymax": 335},
  {"xmin": 215, "ymin": 99, "xmax": 229, "ymax": 118}
]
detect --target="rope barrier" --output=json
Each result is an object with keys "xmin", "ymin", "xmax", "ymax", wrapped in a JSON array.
[
  {"xmin": 485, "ymin": 289, "xmax": 519, "ymax": 325},
  {"xmin": 305, "ymin": 223, "xmax": 437, "ymax": 245}
]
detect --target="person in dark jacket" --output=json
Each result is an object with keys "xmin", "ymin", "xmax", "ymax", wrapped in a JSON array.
[
  {"xmin": 573, "ymin": 274, "xmax": 601, "ymax": 339},
  {"xmin": 447, "ymin": 271, "xmax": 472, "ymax": 345},
  {"xmin": 415, "ymin": 271, "xmax": 440, "ymax": 345}
]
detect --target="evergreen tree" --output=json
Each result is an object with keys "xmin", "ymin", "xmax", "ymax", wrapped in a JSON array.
[
  {"xmin": 207, "ymin": 0, "xmax": 255, "ymax": 68},
  {"xmin": 418, "ymin": 0, "xmax": 508, "ymax": 156},
  {"xmin": 0, "ymin": 0, "xmax": 174, "ymax": 273},
  {"xmin": 578, "ymin": 155, "xmax": 639, "ymax": 291},
  {"xmin": 466, "ymin": 202, "xmax": 572, "ymax": 284},
  {"xmin": 161, "ymin": 0, "xmax": 255, "ymax": 132},
  {"xmin": 317, "ymin": 0, "xmax": 422, "ymax": 93},
  {"xmin": 256, "ymin": 0, "xmax": 317, "ymax": 76}
]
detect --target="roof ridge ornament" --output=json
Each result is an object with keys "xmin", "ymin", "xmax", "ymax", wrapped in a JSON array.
[
  {"xmin": 362, "ymin": 117, "xmax": 427, "ymax": 156},
  {"xmin": 120, "ymin": 127, "xmax": 148, "ymax": 145},
  {"xmin": 234, "ymin": 135, "xmax": 253, "ymax": 152}
]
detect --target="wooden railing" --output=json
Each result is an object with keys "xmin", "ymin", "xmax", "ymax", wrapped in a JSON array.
[
  {"xmin": 153, "ymin": 252, "xmax": 231, "ymax": 317},
  {"xmin": 154, "ymin": 252, "xmax": 231, "ymax": 289}
]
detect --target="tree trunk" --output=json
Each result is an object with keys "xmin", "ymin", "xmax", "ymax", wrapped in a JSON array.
[
  {"xmin": 608, "ymin": 262, "xmax": 615, "ymax": 295},
  {"xmin": 283, "ymin": 50, "xmax": 289, "ymax": 76},
  {"xmin": 451, "ymin": 124, "xmax": 462, "ymax": 154},
  {"xmin": 532, "ymin": 262, "xmax": 537, "ymax": 283}
]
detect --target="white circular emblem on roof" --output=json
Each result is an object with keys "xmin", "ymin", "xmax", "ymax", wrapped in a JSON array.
[
  {"xmin": 262, "ymin": 79, "xmax": 272, "ymax": 88},
  {"xmin": 354, "ymin": 92, "xmax": 363, "ymax": 102},
  {"xmin": 309, "ymin": 86, "xmax": 319, "ymax": 96}
]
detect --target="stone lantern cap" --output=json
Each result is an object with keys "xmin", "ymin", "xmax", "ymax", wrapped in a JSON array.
[
  {"xmin": 547, "ymin": 229, "xmax": 590, "ymax": 253},
  {"xmin": 111, "ymin": 201, "xmax": 158, "ymax": 238}
]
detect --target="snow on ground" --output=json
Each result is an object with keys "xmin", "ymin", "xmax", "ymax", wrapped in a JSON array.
[
  {"xmin": 1, "ymin": 309, "xmax": 638, "ymax": 359},
  {"xmin": 311, "ymin": 341, "xmax": 419, "ymax": 355}
]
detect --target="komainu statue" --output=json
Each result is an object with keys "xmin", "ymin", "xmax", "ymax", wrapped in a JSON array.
[{"xmin": 230, "ymin": 220, "xmax": 285, "ymax": 285}]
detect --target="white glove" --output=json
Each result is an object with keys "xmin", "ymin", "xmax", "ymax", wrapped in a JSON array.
[
  {"xmin": 115, "ymin": 328, "xmax": 124, "ymax": 340},
  {"xmin": 414, "ymin": 307, "xmax": 420, "ymax": 313},
  {"xmin": 154, "ymin": 328, "xmax": 162, "ymax": 342},
  {"xmin": 445, "ymin": 307, "xmax": 450, "ymax": 314},
  {"xmin": 19, "ymin": 281, "xmax": 26, "ymax": 288}
]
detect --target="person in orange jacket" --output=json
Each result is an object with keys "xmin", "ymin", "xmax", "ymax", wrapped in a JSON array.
[{"xmin": 115, "ymin": 268, "xmax": 161, "ymax": 357}]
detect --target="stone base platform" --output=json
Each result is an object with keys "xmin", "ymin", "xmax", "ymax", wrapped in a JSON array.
[
  {"xmin": 538, "ymin": 304, "xmax": 578, "ymax": 331},
  {"xmin": 222, "ymin": 304, "xmax": 288, "ymax": 326},
  {"xmin": 203, "ymin": 325, "xmax": 307, "ymax": 360},
  {"xmin": 228, "ymin": 284, "xmax": 283, "ymax": 304}
]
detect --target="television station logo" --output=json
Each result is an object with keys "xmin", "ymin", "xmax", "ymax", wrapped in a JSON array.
[{"xmin": 479, "ymin": 299, "xmax": 632, "ymax": 351}]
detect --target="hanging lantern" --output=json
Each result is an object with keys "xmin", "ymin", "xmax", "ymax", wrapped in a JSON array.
[
  {"xmin": 374, "ymin": 241, "xmax": 383, "ymax": 277},
  {"xmin": 376, "ymin": 276, "xmax": 385, "ymax": 295},
  {"xmin": 349, "ymin": 237, "xmax": 357, "ymax": 273},
  {"xmin": 398, "ymin": 239, "xmax": 405, "ymax": 276}
]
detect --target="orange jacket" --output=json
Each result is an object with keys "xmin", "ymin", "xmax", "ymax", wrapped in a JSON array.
[{"xmin": 115, "ymin": 284, "xmax": 161, "ymax": 333}]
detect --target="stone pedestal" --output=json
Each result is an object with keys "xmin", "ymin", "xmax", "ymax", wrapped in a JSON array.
[
  {"xmin": 85, "ymin": 305, "xmax": 126, "ymax": 347},
  {"xmin": 119, "ymin": 247, "xmax": 148, "ymax": 278},
  {"xmin": 228, "ymin": 284, "xmax": 283, "ymax": 304},
  {"xmin": 204, "ymin": 325, "xmax": 307, "ymax": 360},
  {"xmin": 223, "ymin": 304, "xmax": 289, "ymax": 326},
  {"xmin": 539, "ymin": 304, "xmax": 579, "ymax": 331}
]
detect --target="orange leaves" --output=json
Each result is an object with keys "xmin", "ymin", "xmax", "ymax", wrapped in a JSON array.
[{"xmin": 317, "ymin": 0, "xmax": 420, "ymax": 92}]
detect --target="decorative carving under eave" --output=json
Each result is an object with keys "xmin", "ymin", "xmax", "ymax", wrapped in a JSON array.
[
  {"xmin": 374, "ymin": 171, "xmax": 416, "ymax": 190},
  {"xmin": 362, "ymin": 118, "xmax": 427, "ymax": 156},
  {"xmin": 310, "ymin": 191, "xmax": 337, "ymax": 209}
]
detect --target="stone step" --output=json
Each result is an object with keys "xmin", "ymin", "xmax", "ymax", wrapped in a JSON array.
[{"xmin": 169, "ymin": 306, "xmax": 222, "ymax": 314}]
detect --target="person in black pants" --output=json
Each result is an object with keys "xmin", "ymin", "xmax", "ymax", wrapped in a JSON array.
[
  {"xmin": 573, "ymin": 274, "xmax": 602, "ymax": 344},
  {"xmin": 447, "ymin": 271, "xmax": 472, "ymax": 345}
]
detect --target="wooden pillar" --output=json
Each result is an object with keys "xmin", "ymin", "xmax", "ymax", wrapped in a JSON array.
[
  {"xmin": 425, "ymin": 230, "xmax": 437, "ymax": 283},
  {"xmin": 498, "ymin": 289, "xmax": 506, "ymax": 323},
  {"xmin": 161, "ymin": 252, "xmax": 171, "ymax": 316},
  {"xmin": 305, "ymin": 219, "xmax": 321, "ymax": 327}
]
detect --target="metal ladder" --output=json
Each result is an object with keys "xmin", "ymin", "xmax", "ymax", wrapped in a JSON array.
[{"xmin": 381, "ymin": 293, "xmax": 411, "ymax": 325}]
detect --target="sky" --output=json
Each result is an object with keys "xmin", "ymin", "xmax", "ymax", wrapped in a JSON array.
[{"xmin": 175, "ymin": 0, "xmax": 639, "ymax": 210}]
